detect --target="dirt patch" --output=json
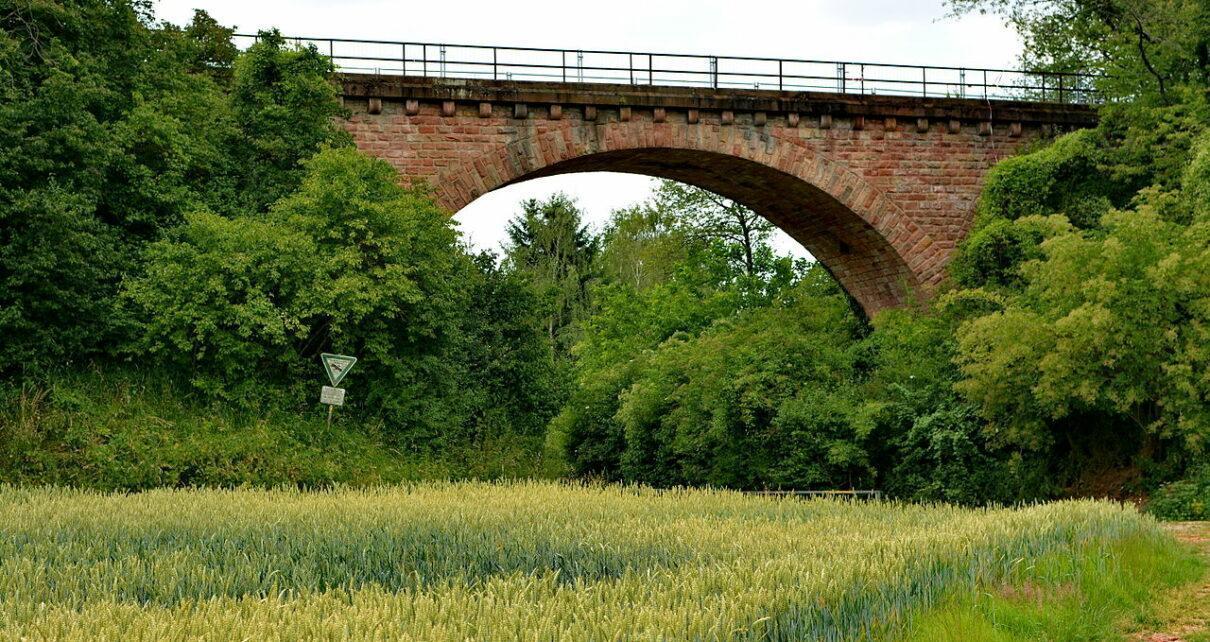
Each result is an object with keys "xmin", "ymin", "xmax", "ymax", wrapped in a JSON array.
[{"xmin": 997, "ymin": 580, "xmax": 1077, "ymax": 604}]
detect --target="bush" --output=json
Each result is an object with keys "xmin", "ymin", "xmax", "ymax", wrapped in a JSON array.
[
  {"xmin": 950, "ymin": 215, "xmax": 1072, "ymax": 288},
  {"xmin": 0, "ymin": 368, "xmax": 553, "ymax": 491},
  {"xmin": 975, "ymin": 129, "xmax": 1117, "ymax": 229},
  {"xmin": 1148, "ymin": 466, "xmax": 1210, "ymax": 521},
  {"xmin": 125, "ymin": 148, "xmax": 474, "ymax": 444}
]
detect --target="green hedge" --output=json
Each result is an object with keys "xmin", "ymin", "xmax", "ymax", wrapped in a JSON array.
[{"xmin": 0, "ymin": 368, "xmax": 558, "ymax": 491}]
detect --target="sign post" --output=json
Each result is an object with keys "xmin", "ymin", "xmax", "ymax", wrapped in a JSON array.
[{"xmin": 319, "ymin": 353, "xmax": 357, "ymax": 428}]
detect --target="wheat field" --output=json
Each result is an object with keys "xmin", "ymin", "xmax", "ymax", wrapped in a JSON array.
[{"xmin": 0, "ymin": 482, "xmax": 1166, "ymax": 640}]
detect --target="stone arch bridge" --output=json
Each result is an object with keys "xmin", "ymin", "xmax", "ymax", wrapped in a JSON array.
[{"xmin": 340, "ymin": 74, "xmax": 1094, "ymax": 315}]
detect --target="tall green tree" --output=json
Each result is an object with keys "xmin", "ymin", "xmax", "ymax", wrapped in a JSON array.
[
  {"xmin": 948, "ymin": 0, "xmax": 1209, "ymax": 104},
  {"xmin": 554, "ymin": 182, "xmax": 808, "ymax": 482},
  {"xmin": 651, "ymin": 180, "xmax": 775, "ymax": 280},
  {"xmin": 0, "ymin": 3, "xmax": 349, "ymax": 372},
  {"xmin": 503, "ymin": 193, "xmax": 599, "ymax": 354},
  {"xmin": 0, "ymin": 2, "xmax": 232, "ymax": 370},
  {"xmin": 224, "ymin": 30, "xmax": 351, "ymax": 214}
]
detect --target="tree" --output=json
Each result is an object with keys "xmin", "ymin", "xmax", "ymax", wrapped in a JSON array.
[
  {"xmin": 460, "ymin": 252, "xmax": 566, "ymax": 440},
  {"xmin": 948, "ymin": 0, "xmax": 1209, "ymax": 104},
  {"xmin": 0, "ymin": 3, "xmax": 235, "ymax": 370},
  {"xmin": 224, "ymin": 30, "xmax": 352, "ymax": 214},
  {"xmin": 0, "ymin": 5, "xmax": 351, "ymax": 373},
  {"xmin": 955, "ymin": 206, "xmax": 1210, "ymax": 458},
  {"xmin": 125, "ymin": 148, "xmax": 474, "ymax": 445},
  {"xmin": 596, "ymin": 203, "xmax": 688, "ymax": 292},
  {"xmin": 555, "ymin": 182, "xmax": 832, "ymax": 486},
  {"xmin": 651, "ymin": 180, "xmax": 775, "ymax": 280},
  {"xmin": 503, "ymin": 193, "xmax": 599, "ymax": 354}
]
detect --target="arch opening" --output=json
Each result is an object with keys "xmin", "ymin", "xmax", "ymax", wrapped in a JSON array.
[{"xmin": 448, "ymin": 147, "xmax": 923, "ymax": 315}]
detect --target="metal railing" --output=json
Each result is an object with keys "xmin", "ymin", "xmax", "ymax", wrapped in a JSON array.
[{"xmin": 234, "ymin": 34, "xmax": 1100, "ymax": 104}]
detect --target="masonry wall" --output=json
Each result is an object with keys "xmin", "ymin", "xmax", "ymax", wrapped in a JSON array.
[{"xmin": 341, "ymin": 77, "xmax": 1094, "ymax": 314}]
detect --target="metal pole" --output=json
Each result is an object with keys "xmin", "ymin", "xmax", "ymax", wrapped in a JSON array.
[
  {"xmin": 648, "ymin": 54, "xmax": 653, "ymax": 85},
  {"xmin": 493, "ymin": 48, "xmax": 497, "ymax": 80},
  {"xmin": 922, "ymin": 67, "xmax": 927, "ymax": 96},
  {"xmin": 983, "ymin": 69, "xmax": 988, "ymax": 99},
  {"xmin": 1058, "ymin": 75, "xmax": 1065, "ymax": 103},
  {"xmin": 841, "ymin": 62, "xmax": 846, "ymax": 93},
  {"xmin": 423, "ymin": 45, "xmax": 427, "ymax": 77},
  {"xmin": 562, "ymin": 50, "xmax": 566, "ymax": 82},
  {"xmin": 861, "ymin": 64, "xmax": 865, "ymax": 94},
  {"xmin": 629, "ymin": 53, "xmax": 633, "ymax": 85},
  {"xmin": 778, "ymin": 60, "xmax": 783, "ymax": 90},
  {"xmin": 401, "ymin": 43, "xmax": 406, "ymax": 76}
]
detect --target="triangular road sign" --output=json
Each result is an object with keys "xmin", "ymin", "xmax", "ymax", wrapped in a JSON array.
[{"xmin": 320, "ymin": 353, "xmax": 357, "ymax": 386}]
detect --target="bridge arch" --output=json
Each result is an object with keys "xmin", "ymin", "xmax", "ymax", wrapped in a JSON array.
[
  {"xmin": 342, "ymin": 76, "xmax": 1094, "ymax": 315},
  {"xmin": 429, "ymin": 120, "xmax": 934, "ymax": 314}
]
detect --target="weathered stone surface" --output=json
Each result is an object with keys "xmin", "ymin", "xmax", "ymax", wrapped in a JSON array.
[{"xmin": 341, "ymin": 75, "xmax": 1095, "ymax": 315}]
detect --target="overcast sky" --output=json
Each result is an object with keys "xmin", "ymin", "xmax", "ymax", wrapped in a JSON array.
[{"xmin": 153, "ymin": 0, "xmax": 1021, "ymax": 257}]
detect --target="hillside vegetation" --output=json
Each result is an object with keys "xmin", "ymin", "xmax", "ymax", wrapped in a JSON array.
[{"xmin": 0, "ymin": 0, "xmax": 1206, "ymax": 514}]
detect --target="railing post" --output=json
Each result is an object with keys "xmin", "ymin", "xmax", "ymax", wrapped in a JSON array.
[
  {"xmin": 983, "ymin": 69, "xmax": 988, "ymax": 99},
  {"xmin": 1058, "ymin": 75, "xmax": 1065, "ymax": 103},
  {"xmin": 861, "ymin": 64, "xmax": 865, "ymax": 94},
  {"xmin": 329, "ymin": 39, "xmax": 334, "ymax": 61},
  {"xmin": 778, "ymin": 60, "xmax": 783, "ymax": 91},
  {"xmin": 629, "ymin": 53, "xmax": 634, "ymax": 85},
  {"xmin": 841, "ymin": 62, "xmax": 846, "ymax": 94},
  {"xmin": 561, "ymin": 50, "xmax": 566, "ymax": 82},
  {"xmin": 423, "ymin": 44, "xmax": 428, "ymax": 77},
  {"xmin": 648, "ymin": 54, "xmax": 653, "ymax": 85},
  {"xmin": 493, "ymin": 48, "xmax": 498, "ymax": 80},
  {"xmin": 401, "ymin": 43, "xmax": 407, "ymax": 76},
  {"xmin": 711, "ymin": 56, "xmax": 718, "ymax": 88},
  {"xmin": 922, "ymin": 67, "xmax": 927, "ymax": 96},
  {"xmin": 959, "ymin": 68, "xmax": 965, "ymax": 98}
]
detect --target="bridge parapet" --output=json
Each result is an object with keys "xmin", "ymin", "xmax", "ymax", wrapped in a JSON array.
[{"xmin": 342, "ymin": 74, "xmax": 1098, "ymax": 130}]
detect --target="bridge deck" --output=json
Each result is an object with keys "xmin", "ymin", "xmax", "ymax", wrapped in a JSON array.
[{"xmin": 341, "ymin": 74, "xmax": 1098, "ymax": 127}]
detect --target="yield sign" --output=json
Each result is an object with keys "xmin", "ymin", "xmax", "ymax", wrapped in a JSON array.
[{"xmin": 320, "ymin": 353, "xmax": 358, "ymax": 386}]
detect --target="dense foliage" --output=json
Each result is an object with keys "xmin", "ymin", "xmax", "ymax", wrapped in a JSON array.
[
  {"xmin": 0, "ymin": 1, "xmax": 561, "ymax": 476},
  {"xmin": 1, "ymin": 0, "xmax": 1204, "ymax": 506},
  {"xmin": 555, "ymin": 2, "xmax": 1209, "ymax": 503}
]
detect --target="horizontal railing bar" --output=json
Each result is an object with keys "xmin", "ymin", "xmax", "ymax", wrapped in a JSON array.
[
  {"xmin": 329, "ymin": 56, "xmax": 1083, "ymax": 92},
  {"xmin": 236, "ymin": 33, "xmax": 1101, "ymax": 80},
  {"xmin": 334, "ymin": 65, "xmax": 1079, "ymax": 98}
]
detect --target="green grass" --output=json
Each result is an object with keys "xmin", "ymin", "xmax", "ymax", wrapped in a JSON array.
[
  {"xmin": 898, "ymin": 532, "xmax": 1203, "ymax": 641},
  {"xmin": 0, "ymin": 483, "xmax": 1197, "ymax": 640}
]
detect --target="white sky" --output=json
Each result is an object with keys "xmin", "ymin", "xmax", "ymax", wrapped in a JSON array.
[{"xmin": 153, "ymin": 0, "xmax": 1021, "ymax": 257}]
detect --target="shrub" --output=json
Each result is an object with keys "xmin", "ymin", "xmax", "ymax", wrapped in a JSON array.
[
  {"xmin": 975, "ymin": 129, "xmax": 1117, "ymax": 229},
  {"xmin": 1148, "ymin": 466, "xmax": 1210, "ymax": 521},
  {"xmin": 125, "ymin": 148, "xmax": 474, "ymax": 444}
]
